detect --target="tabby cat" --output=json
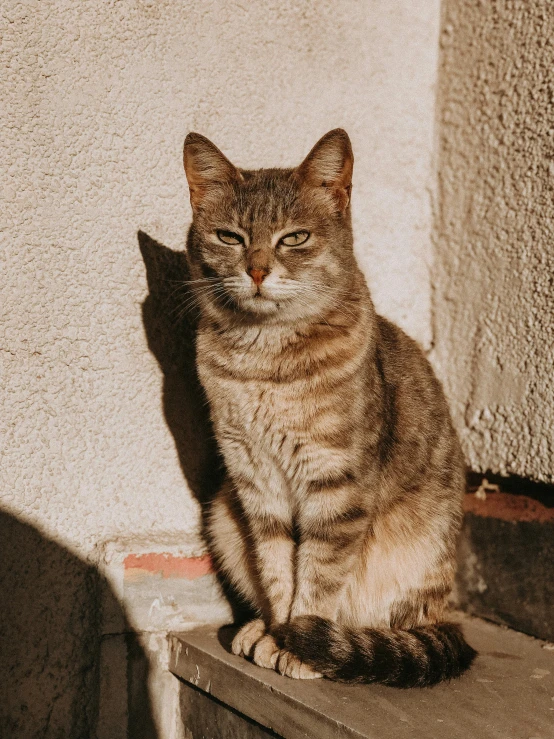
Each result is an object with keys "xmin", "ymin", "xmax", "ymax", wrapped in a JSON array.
[{"xmin": 182, "ymin": 129, "xmax": 476, "ymax": 686}]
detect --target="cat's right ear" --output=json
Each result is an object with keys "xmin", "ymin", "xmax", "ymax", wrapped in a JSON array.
[{"xmin": 183, "ymin": 133, "xmax": 242, "ymax": 209}]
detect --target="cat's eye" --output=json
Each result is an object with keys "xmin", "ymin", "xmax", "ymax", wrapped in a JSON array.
[
  {"xmin": 280, "ymin": 231, "xmax": 310, "ymax": 247},
  {"xmin": 217, "ymin": 230, "xmax": 244, "ymax": 246}
]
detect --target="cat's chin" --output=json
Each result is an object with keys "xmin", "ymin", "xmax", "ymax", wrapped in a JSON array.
[
  {"xmin": 234, "ymin": 300, "xmax": 326, "ymax": 326},
  {"xmin": 217, "ymin": 291, "xmax": 329, "ymax": 324},
  {"xmin": 238, "ymin": 295, "xmax": 280, "ymax": 316}
]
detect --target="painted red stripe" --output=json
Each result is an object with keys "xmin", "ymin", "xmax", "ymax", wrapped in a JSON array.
[
  {"xmin": 124, "ymin": 553, "xmax": 213, "ymax": 579},
  {"xmin": 464, "ymin": 492, "xmax": 554, "ymax": 523}
]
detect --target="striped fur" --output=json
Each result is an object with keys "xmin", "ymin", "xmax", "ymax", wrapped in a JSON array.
[
  {"xmin": 183, "ymin": 129, "xmax": 476, "ymax": 686},
  {"xmin": 273, "ymin": 617, "xmax": 476, "ymax": 687}
]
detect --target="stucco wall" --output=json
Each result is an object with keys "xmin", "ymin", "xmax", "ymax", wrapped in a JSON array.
[
  {"xmin": 434, "ymin": 0, "xmax": 554, "ymax": 483},
  {"xmin": 1, "ymin": 0, "xmax": 441, "ymax": 734},
  {"xmin": 1, "ymin": 0, "xmax": 440, "ymax": 558}
]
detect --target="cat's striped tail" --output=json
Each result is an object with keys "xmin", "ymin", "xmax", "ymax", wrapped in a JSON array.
[{"xmin": 273, "ymin": 616, "xmax": 477, "ymax": 687}]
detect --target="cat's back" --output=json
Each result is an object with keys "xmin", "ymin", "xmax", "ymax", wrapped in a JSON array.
[
  {"xmin": 374, "ymin": 314, "xmax": 443, "ymax": 404},
  {"xmin": 372, "ymin": 313, "xmax": 464, "ymax": 493}
]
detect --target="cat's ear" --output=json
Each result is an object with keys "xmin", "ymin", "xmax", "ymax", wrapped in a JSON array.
[
  {"xmin": 297, "ymin": 129, "xmax": 353, "ymax": 212},
  {"xmin": 183, "ymin": 133, "xmax": 242, "ymax": 209}
]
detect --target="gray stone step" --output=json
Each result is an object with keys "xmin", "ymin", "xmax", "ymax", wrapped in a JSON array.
[{"xmin": 169, "ymin": 615, "xmax": 554, "ymax": 739}]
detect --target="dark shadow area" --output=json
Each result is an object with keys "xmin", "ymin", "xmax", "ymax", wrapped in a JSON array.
[
  {"xmin": 467, "ymin": 470, "xmax": 554, "ymax": 508},
  {"xmin": 457, "ymin": 510, "xmax": 554, "ymax": 642},
  {"xmin": 217, "ymin": 623, "xmax": 238, "ymax": 655},
  {"xmin": 0, "ymin": 508, "xmax": 158, "ymax": 738},
  {"xmin": 139, "ymin": 230, "xmax": 252, "ymax": 624},
  {"xmin": 138, "ymin": 229, "xmax": 223, "ymax": 506},
  {"xmin": 461, "ymin": 470, "xmax": 554, "ymax": 642},
  {"xmin": 179, "ymin": 677, "xmax": 281, "ymax": 738}
]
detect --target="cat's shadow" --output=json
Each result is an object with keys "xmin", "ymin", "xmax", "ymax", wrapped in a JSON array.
[
  {"xmin": 138, "ymin": 230, "xmax": 252, "ymax": 623},
  {"xmin": 139, "ymin": 229, "xmax": 223, "ymax": 506}
]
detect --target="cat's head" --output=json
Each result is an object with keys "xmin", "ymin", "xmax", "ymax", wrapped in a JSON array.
[{"xmin": 183, "ymin": 129, "xmax": 356, "ymax": 324}]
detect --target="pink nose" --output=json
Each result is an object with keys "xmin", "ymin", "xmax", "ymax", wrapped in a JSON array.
[{"xmin": 248, "ymin": 268, "xmax": 268, "ymax": 287}]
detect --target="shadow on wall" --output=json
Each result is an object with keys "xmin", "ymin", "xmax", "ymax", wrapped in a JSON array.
[
  {"xmin": 138, "ymin": 229, "xmax": 224, "ymax": 508},
  {"xmin": 0, "ymin": 508, "xmax": 158, "ymax": 738},
  {"xmin": 139, "ymin": 230, "xmax": 252, "ymax": 625}
]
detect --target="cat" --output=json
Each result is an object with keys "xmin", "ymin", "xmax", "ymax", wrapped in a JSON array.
[{"xmin": 182, "ymin": 128, "xmax": 476, "ymax": 686}]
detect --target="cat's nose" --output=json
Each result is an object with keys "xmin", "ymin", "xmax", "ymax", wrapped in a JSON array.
[{"xmin": 247, "ymin": 266, "xmax": 269, "ymax": 287}]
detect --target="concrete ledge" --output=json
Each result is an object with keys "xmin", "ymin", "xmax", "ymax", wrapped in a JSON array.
[{"xmin": 169, "ymin": 615, "xmax": 554, "ymax": 739}]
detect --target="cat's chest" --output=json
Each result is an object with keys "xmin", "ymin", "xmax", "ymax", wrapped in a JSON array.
[
  {"xmin": 206, "ymin": 376, "xmax": 303, "ymax": 436},
  {"xmin": 197, "ymin": 327, "xmax": 357, "ymax": 487},
  {"xmin": 197, "ymin": 326, "xmax": 311, "ymax": 435}
]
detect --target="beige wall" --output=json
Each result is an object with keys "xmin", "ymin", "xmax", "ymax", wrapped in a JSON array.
[
  {"xmin": 1, "ymin": 1, "xmax": 441, "ymax": 734},
  {"xmin": 1, "ymin": 0, "xmax": 440, "ymax": 561},
  {"xmin": 434, "ymin": 0, "xmax": 554, "ymax": 483},
  {"xmin": 4, "ymin": 0, "xmax": 552, "ymax": 733}
]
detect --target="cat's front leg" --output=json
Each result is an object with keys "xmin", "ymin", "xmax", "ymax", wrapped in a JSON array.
[
  {"xmin": 290, "ymin": 478, "xmax": 368, "ymax": 621},
  {"xmin": 231, "ymin": 483, "xmax": 296, "ymax": 669},
  {"xmin": 269, "ymin": 477, "xmax": 367, "ymax": 679}
]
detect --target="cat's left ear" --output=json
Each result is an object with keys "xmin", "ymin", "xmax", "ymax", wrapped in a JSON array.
[
  {"xmin": 183, "ymin": 132, "xmax": 242, "ymax": 209},
  {"xmin": 297, "ymin": 129, "xmax": 353, "ymax": 212}
]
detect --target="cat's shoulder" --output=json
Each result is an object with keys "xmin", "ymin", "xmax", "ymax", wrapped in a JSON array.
[
  {"xmin": 374, "ymin": 313, "xmax": 437, "ymax": 386},
  {"xmin": 375, "ymin": 314, "xmax": 423, "ymax": 356}
]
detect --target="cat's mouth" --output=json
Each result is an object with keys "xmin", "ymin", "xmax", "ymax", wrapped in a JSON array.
[
  {"xmin": 214, "ymin": 280, "xmax": 293, "ymax": 317},
  {"xmin": 236, "ymin": 291, "xmax": 280, "ymax": 315}
]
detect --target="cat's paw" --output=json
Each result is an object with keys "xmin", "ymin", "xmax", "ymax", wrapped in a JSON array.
[
  {"xmin": 252, "ymin": 634, "xmax": 280, "ymax": 670},
  {"xmin": 277, "ymin": 649, "xmax": 323, "ymax": 680},
  {"xmin": 231, "ymin": 619, "xmax": 266, "ymax": 658}
]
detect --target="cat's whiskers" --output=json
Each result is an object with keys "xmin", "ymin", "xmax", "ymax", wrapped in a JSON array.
[
  {"xmin": 298, "ymin": 285, "xmax": 360, "ymax": 320},
  {"xmin": 179, "ymin": 277, "xmax": 222, "ymax": 284},
  {"xmin": 165, "ymin": 276, "xmax": 223, "ymax": 299},
  {"xmin": 175, "ymin": 275, "xmax": 360, "ymax": 327},
  {"xmin": 172, "ymin": 283, "xmax": 231, "ymax": 324},
  {"xmin": 264, "ymin": 280, "xmax": 359, "ymax": 323},
  {"xmin": 170, "ymin": 283, "xmax": 224, "ymax": 313}
]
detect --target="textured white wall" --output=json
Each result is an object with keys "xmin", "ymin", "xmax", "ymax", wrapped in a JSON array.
[
  {"xmin": 0, "ymin": 2, "xmax": 442, "ymax": 733},
  {"xmin": 1, "ymin": 0, "xmax": 441, "ymax": 559},
  {"xmin": 433, "ymin": 0, "xmax": 554, "ymax": 483}
]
